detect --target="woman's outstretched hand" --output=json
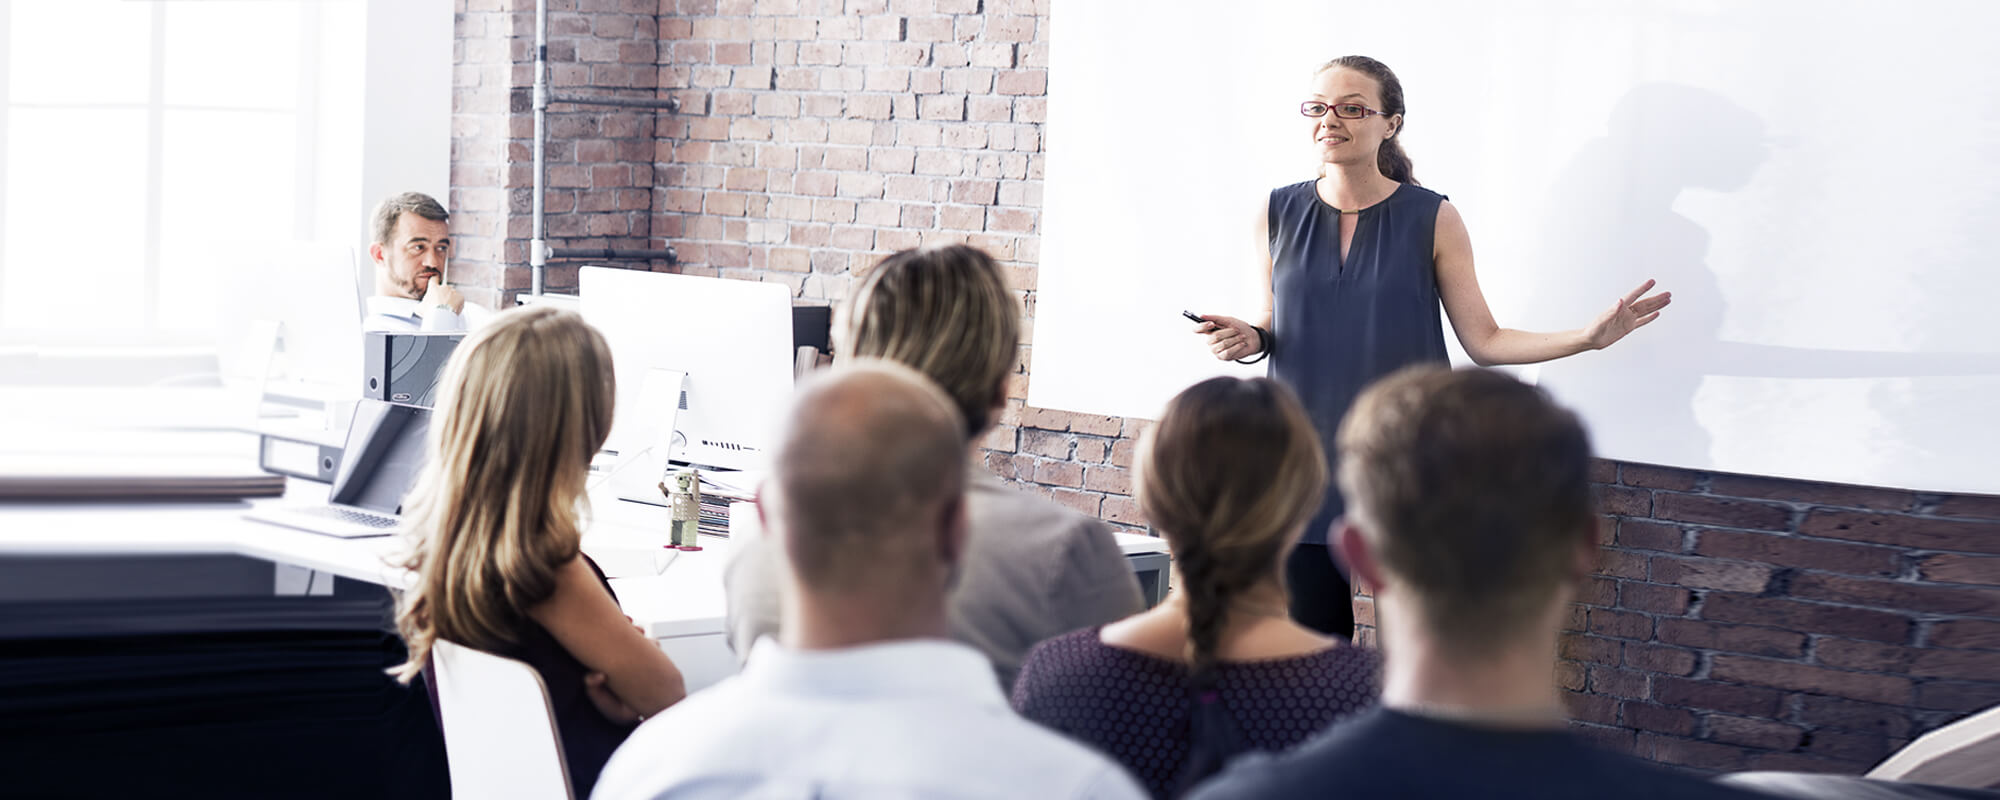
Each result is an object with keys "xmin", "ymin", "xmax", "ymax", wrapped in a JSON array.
[
  {"xmin": 1584, "ymin": 279, "xmax": 1672, "ymax": 350},
  {"xmin": 1194, "ymin": 314, "xmax": 1262, "ymax": 361}
]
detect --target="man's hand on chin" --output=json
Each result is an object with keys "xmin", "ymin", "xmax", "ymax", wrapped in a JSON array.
[{"xmin": 420, "ymin": 280, "xmax": 465, "ymax": 315}]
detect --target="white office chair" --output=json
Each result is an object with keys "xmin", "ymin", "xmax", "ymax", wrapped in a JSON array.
[{"xmin": 429, "ymin": 640, "xmax": 575, "ymax": 800}]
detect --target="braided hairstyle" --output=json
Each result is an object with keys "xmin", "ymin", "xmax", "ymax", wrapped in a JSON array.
[
  {"xmin": 1319, "ymin": 55, "xmax": 1418, "ymax": 186},
  {"xmin": 1136, "ymin": 377, "xmax": 1328, "ymax": 791}
]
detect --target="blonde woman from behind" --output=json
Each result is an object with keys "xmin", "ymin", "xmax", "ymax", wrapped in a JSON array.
[{"xmin": 387, "ymin": 305, "xmax": 684, "ymax": 799}]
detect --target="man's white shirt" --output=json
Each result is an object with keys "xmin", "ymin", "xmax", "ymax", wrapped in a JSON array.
[
  {"xmin": 591, "ymin": 638, "xmax": 1148, "ymax": 800},
  {"xmin": 363, "ymin": 295, "xmax": 492, "ymax": 333}
]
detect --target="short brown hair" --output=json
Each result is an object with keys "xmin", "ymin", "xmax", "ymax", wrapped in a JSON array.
[
  {"xmin": 835, "ymin": 245, "xmax": 1019, "ymax": 438},
  {"xmin": 1337, "ymin": 366, "xmax": 1594, "ymax": 654},
  {"xmin": 372, "ymin": 191, "xmax": 449, "ymax": 246}
]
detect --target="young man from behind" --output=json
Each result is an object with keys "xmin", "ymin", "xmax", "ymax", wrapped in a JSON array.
[{"xmin": 1190, "ymin": 366, "xmax": 1769, "ymax": 800}]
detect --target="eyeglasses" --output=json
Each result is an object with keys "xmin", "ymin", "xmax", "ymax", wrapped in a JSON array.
[{"xmin": 1300, "ymin": 101, "xmax": 1392, "ymax": 120}]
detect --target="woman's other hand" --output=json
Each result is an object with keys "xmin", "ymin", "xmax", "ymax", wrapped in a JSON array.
[
  {"xmin": 1584, "ymin": 279, "xmax": 1672, "ymax": 350},
  {"xmin": 1195, "ymin": 314, "xmax": 1262, "ymax": 361}
]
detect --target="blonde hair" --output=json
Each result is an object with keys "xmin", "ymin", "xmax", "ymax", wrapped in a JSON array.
[
  {"xmin": 388, "ymin": 306, "xmax": 616, "ymax": 683},
  {"xmin": 1137, "ymin": 377, "xmax": 1328, "ymax": 684},
  {"xmin": 834, "ymin": 244, "xmax": 1019, "ymax": 438},
  {"xmin": 1337, "ymin": 366, "xmax": 1593, "ymax": 656}
]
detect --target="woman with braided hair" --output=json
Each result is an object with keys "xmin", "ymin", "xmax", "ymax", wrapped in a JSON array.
[{"xmin": 1011, "ymin": 377, "xmax": 1379, "ymax": 798}]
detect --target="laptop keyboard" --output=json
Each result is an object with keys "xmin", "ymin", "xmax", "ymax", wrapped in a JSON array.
[{"xmin": 296, "ymin": 505, "xmax": 400, "ymax": 529}]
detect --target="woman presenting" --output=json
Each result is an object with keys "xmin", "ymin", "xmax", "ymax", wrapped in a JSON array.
[{"xmin": 1195, "ymin": 55, "xmax": 1670, "ymax": 637}]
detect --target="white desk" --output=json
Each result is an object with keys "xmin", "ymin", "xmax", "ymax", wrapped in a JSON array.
[
  {"xmin": 0, "ymin": 386, "xmax": 1171, "ymax": 693},
  {"xmin": 0, "ymin": 479, "xmax": 1169, "ymax": 693}
]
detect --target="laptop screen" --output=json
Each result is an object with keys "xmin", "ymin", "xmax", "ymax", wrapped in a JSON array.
[{"xmin": 329, "ymin": 399, "xmax": 432, "ymax": 515}]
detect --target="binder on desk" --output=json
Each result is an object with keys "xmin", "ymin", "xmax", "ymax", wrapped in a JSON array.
[{"xmin": 0, "ymin": 455, "xmax": 285, "ymax": 500}]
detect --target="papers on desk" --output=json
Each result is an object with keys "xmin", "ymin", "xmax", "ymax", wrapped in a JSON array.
[{"xmin": 698, "ymin": 469, "xmax": 762, "ymax": 500}]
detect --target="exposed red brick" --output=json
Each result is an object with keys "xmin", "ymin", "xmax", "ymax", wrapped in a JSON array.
[
  {"xmin": 1654, "ymin": 676, "xmax": 1784, "ymax": 717},
  {"xmin": 1935, "ymin": 494, "xmax": 2000, "ymax": 520},
  {"xmin": 1046, "ymin": 487, "xmax": 1101, "ymax": 518},
  {"xmin": 1788, "ymin": 573, "xmax": 2000, "ymax": 617},
  {"xmin": 1650, "ymin": 556, "xmax": 1773, "ymax": 593},
  {"xmin": 1594, "ymin": 548, "xmax": 1649, "ymax": 580},
  {"xmin": 1615, "ymin": 520, "xmax": 1685, "ymax": 552},
  {"xmin": 1596, "ymin": 486, "xmax": 1652, "ymax": 517},
  {"xmin": 1917, "ymin": 680, "xmax": 2000, "ymax": 712},
  {"xmin": 1705, "ymin": 715, "xmax": 1803, "ymax": 750},
  {"xmin": 1623, "ymin": 642, "xmax": 1698, "ymax": 676},
  {"xmin": 1622, "ymin": 701, "xmax": 1697, "ymax": 736},
  {"xmin": 1795, "ymin": 695, "xmax": 1914, "ymax": 739},
  {"xmin": 1619, "ymin": 582, "xmax": 1692, "ymax": 615},
  {"xmin": 1911, "ymin": 649, "xmax": 2000, "ymax": 681},
  {"xmin": 1799, "ymin": 510, "xmax": 2000, "ymax": 554},
  {"xmin": 1709, "ymin": 654, "xmax": 1913, "ymax": 705},
  {"xmin": 1802, "ymin": 729, "xmax": 1896, "ymax": 763},
  {"xmin": 1563, "ymin": 690, "xmax": 1620, "ymax": 725},
  {"xmin": 1558, "ymin": 633, "xmax": 1621, "ymax": 665},
  {"xmin": 1656, "ymin": 618, "xmax": 1807, "ymax": 658},
  {"xmin": 1555, "ymin": 659, "xmax": 1586, "ymax": 691},
  {"xmin": 1082, "ymin": 466, "xmax": 1131, "ymax": 495},
  {"xmin": 1587, "ymin": 608, "xmax": 1654, "ymax": 640},
  {"xmin": 1699, "ymin": 594, "xmax": 1911, "ymax": 644},
  {"xmin": 1618, "ymin": 463, "xmax": 1700, "ymax": 491},
  {"xmin": 1928, "ymin": 619, "xmax": 2000, "ymax": 650},
  {"xmin": 1815, "ymin": 638, "xmax": 1921, "ymax": 673},
  {"xmin": 1919, "ymin": 553, "xmax": 2000, "ymax": 586},
  {"xmin": 1693, "ymin": 529, "xmax": 1900, "ymax": 578},
  {"xmin": 1032, "ymin": 460, "xmax": 1082, "ymax": 488},
  {"xmin": 1588, "ymin": 459, "xmax": 1619, "ymax": 484},
  {"xmin": 1654, "ymin": 493, "xmax": 1794, "ymax": 532},
  {"xmin": 1579, "ymin": 577, "xmax": 1617, "ymax": 608},
  {"xmin": 1709, "ymin": 473, "xmax": 1916, "ymax": 512},
  {"xmin": 1587, "ymin": 665, "xmax": 1650, "ymax": 699}
]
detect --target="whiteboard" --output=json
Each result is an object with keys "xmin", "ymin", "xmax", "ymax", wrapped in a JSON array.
[{"xmin": 1032, "ymin": 0, "xmax": 2000, "ymax": 495}]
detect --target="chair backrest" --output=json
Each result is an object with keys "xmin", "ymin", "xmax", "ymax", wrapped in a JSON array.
[
  {"xmin": 430, "ymin": 640, "xmax": 575, "ymax": 800},
  {"xmin": 1869, "ymin": 704, "xmax": 2000, "ymax": 790}
]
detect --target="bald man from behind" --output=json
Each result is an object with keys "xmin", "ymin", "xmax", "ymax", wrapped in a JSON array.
[{"xmin": 593, "ymin": 362, "xmax": 1146, "ymax": 800}]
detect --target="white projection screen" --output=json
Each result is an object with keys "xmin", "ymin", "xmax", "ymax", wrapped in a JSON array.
[{"xmin": 1032, "ymin": 0, "xmax": 2000, "ymax": 496}]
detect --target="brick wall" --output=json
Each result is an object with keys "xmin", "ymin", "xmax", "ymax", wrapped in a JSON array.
[
  {"xmin": 447, "ymin": 0, "xmax": 2000, "ymax": 775},
  {"xmin": 1357, "ymin": 463, "xmax": 2000, "ymax": 774},
  {"xmin": 450, "ymin": 0, "xmax": 665, "ymax": 311}
]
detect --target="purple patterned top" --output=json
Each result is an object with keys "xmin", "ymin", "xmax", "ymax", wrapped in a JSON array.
[{"xmin": 1012, "ymin": 626, "xmax": 1381, "ymax": 799}]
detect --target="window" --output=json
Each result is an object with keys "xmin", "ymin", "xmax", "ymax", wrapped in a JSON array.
[{"xmin": 0, "ymin": 0, "xmax": 366, "ymax": 346}]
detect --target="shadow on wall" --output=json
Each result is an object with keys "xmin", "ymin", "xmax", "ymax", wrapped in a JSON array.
[{"xmin": 1527, "ymin": 83, "xmax": 2000, "ymax": 472}]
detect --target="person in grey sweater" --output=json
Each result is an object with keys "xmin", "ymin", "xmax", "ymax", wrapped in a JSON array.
[{"xmin": 724, "ymin": 244, "xmax": 1145, "ymax": 690}]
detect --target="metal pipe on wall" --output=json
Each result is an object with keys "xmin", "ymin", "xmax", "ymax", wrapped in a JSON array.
[
  {"xmin": 549, "ymin": 246, "xmax": 680, "ymax": 262},
  {"xmin": 530, "ymin": 0, "xmax": 549, "ymax": 297},
  {"xmin": 526, "ymin": 0, "xmax": 683, "ymax": 296}
]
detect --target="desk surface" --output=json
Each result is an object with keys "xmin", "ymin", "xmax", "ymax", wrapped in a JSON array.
[{"xmin": 0, "ymin": 477, "xmax": 1167, "ymax": 641}]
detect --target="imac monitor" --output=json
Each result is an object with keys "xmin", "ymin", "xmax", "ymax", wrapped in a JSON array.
[
  {"xmin": 579, "ymin": 267, "xmax": 795, "ymax": 476},
  {"xmin": 215, "ymin": 241, "xmax": 366, "ymax": 404}
]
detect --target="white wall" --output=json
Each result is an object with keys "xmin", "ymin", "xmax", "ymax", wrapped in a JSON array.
[
  {"xmin": 1031, "ymin": 0, "xmax": 2000, "ymax": 494},
  {"xmin": 356, "ymin": 0, "xmax": 453, "ymax": 264}
]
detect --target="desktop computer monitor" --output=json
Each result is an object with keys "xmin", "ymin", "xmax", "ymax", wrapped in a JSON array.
[
  {"xmin": 579, "ymin": 267, "xmax": 794, "ymax": 479},
  {"xmin": 214, "ymin": 241, "xmax": 366, "ymax": 410}
]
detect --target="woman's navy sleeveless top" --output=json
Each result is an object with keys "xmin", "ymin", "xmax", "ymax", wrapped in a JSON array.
[{"xmin": 1268, "ymin": 179, "xmax": 1450, "ymax": 545}]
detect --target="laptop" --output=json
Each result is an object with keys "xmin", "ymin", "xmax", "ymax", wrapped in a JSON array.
[{"xmin": 246, "ymin": 399, "xmax": 431, "ymax": 538}]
